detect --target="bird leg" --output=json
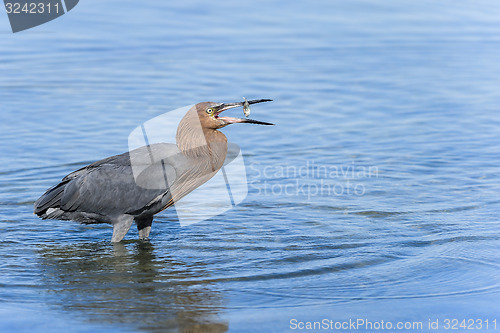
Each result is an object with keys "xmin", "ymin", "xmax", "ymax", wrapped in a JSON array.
[
  {"xmin": 111, "ymin": 215, "xmax": 134, "ymax": 242},
  {"xmin": 138, "ymin": 227, "xmax": 151, "ymax": 240},
  {"xmin": 136, "ymin": 216, "xmax": 153, "ymax": 240}
]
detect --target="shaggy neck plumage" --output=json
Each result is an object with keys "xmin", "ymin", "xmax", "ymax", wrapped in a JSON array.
[{"xmin": 176, "ymin": 110, "xmax": 228, "ymax": 172}]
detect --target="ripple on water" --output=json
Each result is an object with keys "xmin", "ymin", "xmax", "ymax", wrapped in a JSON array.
[{"xmin": 218, "ymin": 255, "xmax": 500, "ymax": 309}]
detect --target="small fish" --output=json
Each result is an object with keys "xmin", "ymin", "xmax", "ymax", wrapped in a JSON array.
[{"xmin": 243, "ymin": 97, "xmax": 251, "ymax": 117}]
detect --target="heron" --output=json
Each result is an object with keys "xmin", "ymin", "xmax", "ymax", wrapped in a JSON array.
[{"xmin": 34, "ymin": 99, "xmax": 273, "ymax": 242}]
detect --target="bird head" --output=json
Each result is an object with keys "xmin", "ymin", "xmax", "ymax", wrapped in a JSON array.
[
  {"xmin": 176, "ymin": 99, "xmax": 274, "ymax": 157},
  {"xmin": 195, "ymin": 99, "xmax": 274, "ymax": 130}
]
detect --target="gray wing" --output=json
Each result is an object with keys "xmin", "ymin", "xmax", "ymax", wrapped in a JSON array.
[{"xmin": 34, "ymin": 143, "xmax": 188, "ymax": 221}]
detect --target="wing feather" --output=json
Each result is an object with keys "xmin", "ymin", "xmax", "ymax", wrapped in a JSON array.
[{"xmin": 35, "ymin": 143, "xmax": 186, "ymax": 220}]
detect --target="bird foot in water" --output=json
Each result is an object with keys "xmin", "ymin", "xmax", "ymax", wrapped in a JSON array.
[
  {"xmin": 111, "ymin": 216, "xmax": 134, "ymax": 242},
  {"xmin": 138, "ymin": 226, "xmax": 151, "ymax": 240}
]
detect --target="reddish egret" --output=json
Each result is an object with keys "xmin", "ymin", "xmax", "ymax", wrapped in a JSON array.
[{"xmin": 34, "ymin": 100, "xmax": 273, "ymax": 242}]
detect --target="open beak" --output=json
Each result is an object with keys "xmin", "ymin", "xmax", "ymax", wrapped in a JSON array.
[{"xmin": 215, "ymin": 99, "xmax": 274, "ymax": 125}]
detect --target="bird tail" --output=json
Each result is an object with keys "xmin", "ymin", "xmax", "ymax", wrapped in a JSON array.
[{"xmin": 34, "ymin": 180, "xmax": 69, "ymax": 217}]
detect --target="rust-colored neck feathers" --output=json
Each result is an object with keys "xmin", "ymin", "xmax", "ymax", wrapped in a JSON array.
[{"xmin": 176, "ymin": 105, "xmax": 228, "ymax": 172}]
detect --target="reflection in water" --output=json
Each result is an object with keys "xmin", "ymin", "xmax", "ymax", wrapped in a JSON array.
[{"xmin": 38, "ymin": 241, "xmax": 228, "ymax": 333}]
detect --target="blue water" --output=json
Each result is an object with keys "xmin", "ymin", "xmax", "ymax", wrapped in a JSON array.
[{"xmin": 1, "ymin": 1, "xmax": 500, "ymax": 332}]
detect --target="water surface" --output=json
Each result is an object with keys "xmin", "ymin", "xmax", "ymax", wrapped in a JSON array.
[{"xmin": 1, "ymin": 1, "xmax": 499, "ymax": 332}]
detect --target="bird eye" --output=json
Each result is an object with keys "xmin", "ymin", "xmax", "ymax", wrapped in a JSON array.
[{"xmin": 206, "ymin": 108, "xmax": 213, "ymax": 114}]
